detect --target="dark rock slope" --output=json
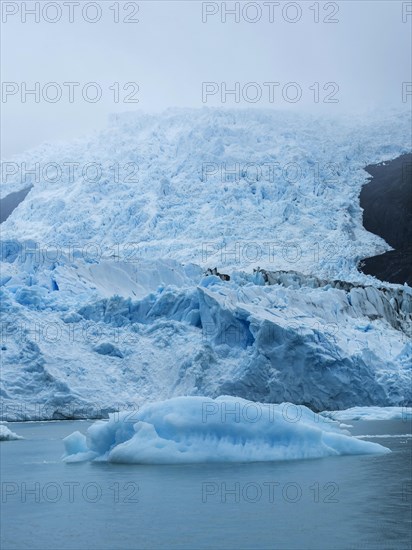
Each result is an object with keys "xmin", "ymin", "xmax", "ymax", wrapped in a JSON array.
[{"xmin": 360, "ymin": 154, "xmax": 412, "ymax": 285}]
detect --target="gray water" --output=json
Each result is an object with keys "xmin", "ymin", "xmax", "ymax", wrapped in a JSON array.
[{"xmin": 1, "ymin": 419, "xmax": 411, "ymax": 550}]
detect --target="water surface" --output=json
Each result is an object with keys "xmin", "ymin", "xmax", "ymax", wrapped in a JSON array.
[{"xmin": 1, "ymin": 419, "xmax": 411, "ymax": 549}]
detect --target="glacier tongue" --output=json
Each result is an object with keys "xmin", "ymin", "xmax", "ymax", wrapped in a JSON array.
[{"xmin": 0, "ymin": 108, "xmax": 411, "ymax": 419}]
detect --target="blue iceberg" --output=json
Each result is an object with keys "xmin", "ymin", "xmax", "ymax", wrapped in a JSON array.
[{"xmin": 63, "ymin": 396, "xmax": 390, "ymax": 464}]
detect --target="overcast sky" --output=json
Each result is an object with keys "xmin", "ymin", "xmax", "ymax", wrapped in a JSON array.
[{"xmin": 1, "ymin": 0, "xmax": 411, "ymax": 157}]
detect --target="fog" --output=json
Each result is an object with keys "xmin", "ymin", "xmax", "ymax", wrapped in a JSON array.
[{"xmin": 1, "ymin": 0, "xmax": 411, "ymax": 157}]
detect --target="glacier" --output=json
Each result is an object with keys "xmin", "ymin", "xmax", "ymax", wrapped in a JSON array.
[
  {"xmin": 0, "ymin": 108, "xmax": 411, "ymax": 420},
  {"xmin": 62, "ymin": 396, "xmax": 389, "ymax": 464},
  {"xmin": 2, "ymin": 108, "xmax": 411, "ymax": 275}
]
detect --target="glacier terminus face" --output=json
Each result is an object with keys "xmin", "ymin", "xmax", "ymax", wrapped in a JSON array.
[{"xmin": 0, "ymin": 109, "xmax": 411, "ymax": 420}]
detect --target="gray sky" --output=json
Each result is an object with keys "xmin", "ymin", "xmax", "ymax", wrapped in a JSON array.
[{"xmin": 1, "ymin": 0, "xmax": 411, "ymax": 157}]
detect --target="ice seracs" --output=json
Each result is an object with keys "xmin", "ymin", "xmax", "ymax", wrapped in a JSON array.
[{"xmin": 2, "ymin": 108, "xmax": 411, "ymax": 275}]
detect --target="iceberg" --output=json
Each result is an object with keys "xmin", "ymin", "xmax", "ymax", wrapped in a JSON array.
[
  {"xmin": 62, "ymin": 396, "xmax": 389, "ymax": 464},
  {"xmin": 321, "ymin": 406, "xmax": 412, "ymax": 422},
  {"xmin": 0, "ymin": 423, "xmax": 23, "ymax": 441}
]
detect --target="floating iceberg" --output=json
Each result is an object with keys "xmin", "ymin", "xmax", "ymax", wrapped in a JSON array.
[
  {"xmin": 0, "ymin": 423, "xmax": 23, "ymax": 441},
  {"xmin": 63, "ymin": 396, "xmax": 389, "ymax": 464},
  {"xmin": 321, "ymin": 406, "xmax": 412, "ymax": 422}
]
